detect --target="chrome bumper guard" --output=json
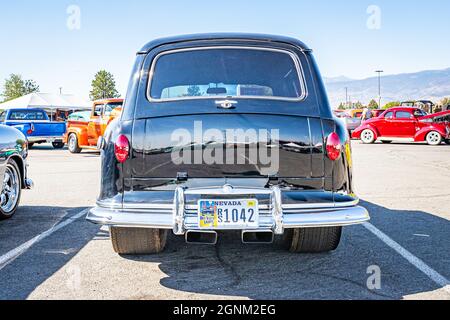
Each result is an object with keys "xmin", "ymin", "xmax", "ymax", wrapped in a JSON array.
[{"xmin": 87, "ymin": 186, "xmax": 370, "ymax": 235}]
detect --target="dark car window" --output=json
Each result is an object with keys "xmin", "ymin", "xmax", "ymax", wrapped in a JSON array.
[
  {"xmin": 93, "ymin": 105, "xmax": 104, "ymax": 117},
  {"xmin": 396, "ymin": 111, "xmax": 413, "ymax": 119},
  {"xmin": 413, "ymin": 109, "xmax": 427, "ymax": 117},
  {"xmin": 149, "ymin": 47, "xmax": 304, "ymax": 101},
  {"xmin": 9, "ymin": 110, "xmax": 46, "ymax": 121},
  {"xmin": 384, "ymin": 112, "xmax": 394, "ymax": 119}
]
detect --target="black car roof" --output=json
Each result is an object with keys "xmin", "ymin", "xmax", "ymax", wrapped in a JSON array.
[{"xmin": 138, "ymin": 33, "xmax": 311, "ymax": 54}]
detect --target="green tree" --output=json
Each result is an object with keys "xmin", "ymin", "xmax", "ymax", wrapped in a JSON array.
[
  {"xmin": 439, "ymin": 97, "xmax": 450, "ymax": 107},
  {"xmin": 354, "ymin": 101, "xmax": 364, "ymax": 109},
  {"xmin": 187, "ymin": 85, "xmax": 202, "ymax": 97},
  {"xmin": 1, "ymin": 74, "xmax": 39, "ymax": 102},
  {"xmin": 89, "ymin": 70, "xmax": 120, "ymax": 101},
  {"xmin": 382, "ymin": 101, "xmax": 401, "ymax": 110},
  {"xmin": 337, "ymin": 102, "xmax": 346, "ymax": 110},
  {"xmin": 367, "ymin": 99, "xmax": 379, "ymax": 109}
]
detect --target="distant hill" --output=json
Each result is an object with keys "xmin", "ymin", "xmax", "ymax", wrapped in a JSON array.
[
  {"xmin": 323, "ymin": 76, "xmax": 354, "ymax": 84},
  {"xmin": 324, "ymin": 68, "xmax": 450, "ymax": 108}
]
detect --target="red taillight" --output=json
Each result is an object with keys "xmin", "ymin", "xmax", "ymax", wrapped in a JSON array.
[
  {"xmin": 27, "ymin": 129, "xmax": 33, "ymax": 135},
  {"xmin": 115, "ymin": 135, "xmax": 130, "ymax": 163},
  {"xmin": 326, "ymin": 132, "xmax": 342, "ymax": 161}
]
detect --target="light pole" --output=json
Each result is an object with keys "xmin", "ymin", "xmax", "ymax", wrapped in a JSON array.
[
  {"xmin": 375, "ymin": 70, "xmax": 384, "ymax": 108},
  {"xmin": 345, "ymin": 87, "xmax": 348, "ymax": 108}
]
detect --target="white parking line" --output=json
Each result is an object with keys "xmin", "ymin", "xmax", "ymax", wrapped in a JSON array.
[
  {"xmin": 363, "ymin": 222, "xmax": 450, "ymax": 295},
  {"xmin": 0, "ymin": 209, "xmax": 89, "ymax": 271}
]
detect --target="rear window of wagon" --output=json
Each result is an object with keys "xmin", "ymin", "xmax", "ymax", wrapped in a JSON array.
[{"xmin": 148, "ymin": 47, "xmax": 305, "ymax": 101}]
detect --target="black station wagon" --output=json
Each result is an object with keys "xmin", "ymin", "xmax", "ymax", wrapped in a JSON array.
[{"xmin": 87, "ymin": 34, "xmax": 370, "ymax": 255}]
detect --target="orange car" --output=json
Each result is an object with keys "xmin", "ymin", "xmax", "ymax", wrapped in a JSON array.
[{"xmin": 64, "ymin": 98, "xmax": 123, "ymax": 153}]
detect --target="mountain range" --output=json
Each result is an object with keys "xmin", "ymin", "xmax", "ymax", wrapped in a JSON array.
[{"xmin": 323, "ymin": 68, "xmax": 450, "ymax": 108}]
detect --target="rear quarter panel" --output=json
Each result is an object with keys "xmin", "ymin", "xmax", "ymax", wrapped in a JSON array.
[
  {"xmin": 414, "ymin": 122, "xmax": 448, "ymax": 141},
  {"xmin": 65, "ymin": 120, "xmax": 89, "ymax": 146}
]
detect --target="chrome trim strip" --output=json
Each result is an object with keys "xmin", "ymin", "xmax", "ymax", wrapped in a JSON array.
[
  {"xmin": 96, "ymin": 200, "xmax": 123, "ymax": 210},
  {"xmin": 100, "ymin": 199, "xmax": 360, "ymax": 211},
  {"xmin": 121, "ymin": 203, "xmax": 173, "ymax": 210},
  {"xmin": 282, "ymin": 206, "xmax": 370, "ymax": 228},
  {"xmin": 86, "ymin": 205, "xmax": 370, "ymax": 230},
  {"xmin": 114, "ymin": 200, "xmax": 359, "ymax": 211},
  {"xmin": 146, "ymin": 46, "xmax": 308, "ymax": 103},
  {"xmin": 184, "ymin": 186, "xmax": 273, "ymax": 196}
]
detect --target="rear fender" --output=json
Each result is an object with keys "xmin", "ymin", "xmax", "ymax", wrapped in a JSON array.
[
  {"xmin": 97, "ymin": 119, "xmax": 128, "ymax": 204},
  {"xmin": 414, "ymin": 126, "xmax": 446, "ymax": 142},
  {"xmin": 7, "ymin": 155, "xmax": 26, "ymax": 189},
  {"xmin": 352, "ymin": 123, "xmax": 379, "ymax": 140},
  {"xmin": 333, "ymin": 119, "xmax": 354, "ymax": 195},
  {"xmin": 66, "ymin": 126, "xmax": 88, "ymax": 146}
]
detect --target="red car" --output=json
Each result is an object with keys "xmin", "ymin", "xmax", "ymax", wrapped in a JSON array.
[{"xmin": 352, "ymin": 107, "xmax": 450, "ymax": 145}]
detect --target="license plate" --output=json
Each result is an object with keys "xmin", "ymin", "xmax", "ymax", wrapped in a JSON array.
[{"xmin": 198, "ymin": 199, "xmax": 259, "ymax": 229}]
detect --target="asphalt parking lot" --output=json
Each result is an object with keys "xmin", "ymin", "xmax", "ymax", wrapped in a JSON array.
[{"xmin": 0, "ymin": 142, "xmax": 449, "ymax": 300}]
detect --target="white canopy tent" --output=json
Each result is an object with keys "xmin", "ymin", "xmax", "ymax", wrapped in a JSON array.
[{"xmin": 0, "ymin": 93, "xmax": 91, "ymax": 120}]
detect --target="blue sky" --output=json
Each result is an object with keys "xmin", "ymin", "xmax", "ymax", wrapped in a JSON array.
[{"xmin": 0, "ymin": 0, "xmax": 449, "ymax": 100}]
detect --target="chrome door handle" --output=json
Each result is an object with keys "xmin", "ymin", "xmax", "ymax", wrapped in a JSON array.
[{"xmin": 215, "ymin": 100, "xmax": 238, "ymax": 109}]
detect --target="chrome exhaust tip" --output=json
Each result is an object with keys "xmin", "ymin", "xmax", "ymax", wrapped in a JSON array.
[
  {"xmin": 185, "ymin": 231, "xmax": 218, "ymax": 245},
  {"xmin": 242, "ymin": 230, "xmax": 274, "ymax": 244},
  {"xmin": 25, "ymin": 178, "xmax": 34, "ymax": 190}
]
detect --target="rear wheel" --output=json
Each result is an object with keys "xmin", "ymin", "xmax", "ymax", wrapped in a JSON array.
[
  {"xmin": 281, "ymin": 227, "xmax": 342, "ymax": 253},
  {"xmin": 426, "ymin": 131, "xmax": 442, "ymax": 146},
  {"xmin": 68, "ymin": 134, "xmax": 82, "ymax": 153},
  {"xmin": 110, "ymin": 227, "xmax": 168, "ymax": 255},
  {"xmin": 0, "ymin": 160, "xmax": 22, "ymax": 220},
  {"xmin": 360, "ymin": 129, "xmax": 375, "ymax": 144},
  {"xmin": 52, "ymin": 142, "xmax": 65, "ymax": 149}
]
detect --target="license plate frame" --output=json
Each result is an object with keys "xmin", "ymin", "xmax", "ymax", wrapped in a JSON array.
[{"xmin": 198, "ymin": 199, "xmax": 259, "ymax": 230}]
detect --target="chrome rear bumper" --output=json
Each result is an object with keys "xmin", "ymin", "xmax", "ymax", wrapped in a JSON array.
[
  {"xmin": 86, "ymin": 186, "xmax": 370, "ymax": 235},
  {"xmin": 28, "ymin": 136, "xmax": 64, "ymax": 143}
]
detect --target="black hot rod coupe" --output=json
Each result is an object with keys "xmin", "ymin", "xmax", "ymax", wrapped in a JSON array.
[
  {"xmin": 87, "ymin": 34, "xmax": 370, "ymax": 255},
  {"xmin": 0, "ymin": 125, "xmax": 33, "ymax": 219}
]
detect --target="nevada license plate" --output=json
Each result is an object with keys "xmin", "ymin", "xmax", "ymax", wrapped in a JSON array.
[{"xmin": 198, "ymin": 199, "xmax": 259, "ymax": 229}]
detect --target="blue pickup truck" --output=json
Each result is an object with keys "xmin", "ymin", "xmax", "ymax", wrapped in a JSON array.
[{"xmin": 0, "ymin": 108, "xmax": 66, "ymax": 149}]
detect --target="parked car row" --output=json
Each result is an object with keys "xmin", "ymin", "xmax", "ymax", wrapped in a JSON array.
[
  {"xmin": 64, "ymin": 98, "xmax": 123, "ymax": 153},
  {"xmin": 0, "ymin": 108, "xmax": 66, "ymax": 149},
  {"xmin": 0, "ymin": 98, "xmax": 123, "ymax": 220},
  {"xmin": 352, "ymin": 107, "xmax": 450, "ymax": 145},
  {"xmin": 334, "ymin": 109, "xmax": 384, "ymax": 134},
  {"xmin": 0, "ymin": 98, "xmax": 124, "ymax": 153}
]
